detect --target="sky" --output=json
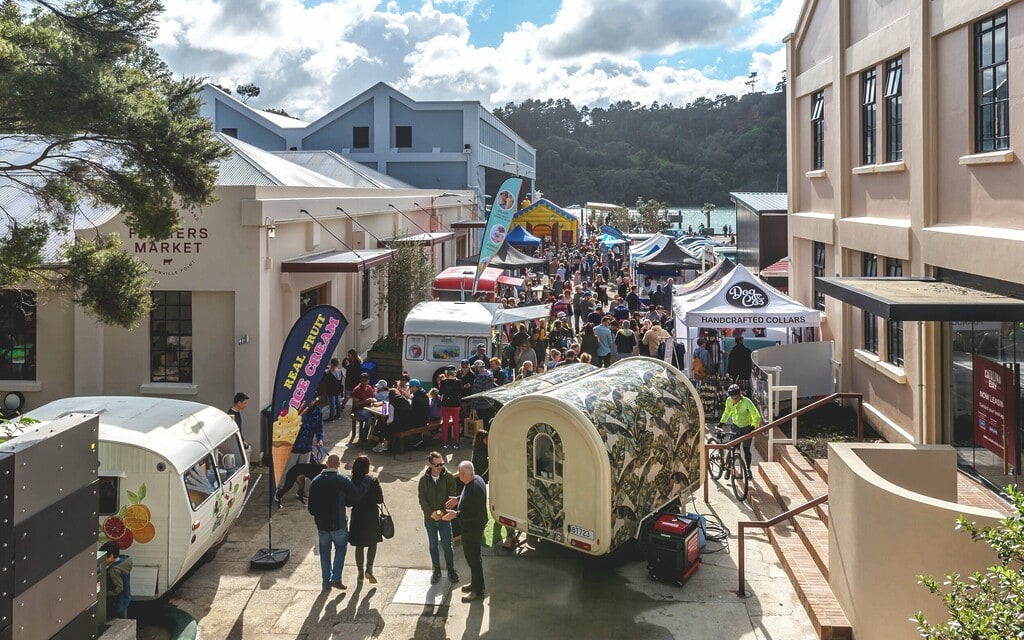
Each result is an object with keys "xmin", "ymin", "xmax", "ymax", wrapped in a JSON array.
[{"xmin": 153, "ymin": 0, "xmax": 803, "ymax": 122}]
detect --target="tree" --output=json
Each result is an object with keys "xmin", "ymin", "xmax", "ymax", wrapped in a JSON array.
[
  {"xmin": 701, "ymin": 202, "xmax": 717, "ymax": 230},
  {"xmin": 263, "ymin": 108, "xmax": 298, "ymax": 120},
  {"xmin": 372, "ymin": 241, "xmax": 434, "ymax": 338},
  {"xmin": 604, "ymin": 206, "xmax": 631, "ymax": 233},
  {"xmin": 0, "ymin": 0, "xmax": 230, "ymax": 327},
  {"xmin": 637, "ymin": 199, "xmax": 669, "ymax": 233},
  {"xmin": 236, "ymin": 82, "xmax": 260, "ymax": 103},
  {"xmin": 915, "ymin": 485, "xmax": 1024, "ymax": 639}
]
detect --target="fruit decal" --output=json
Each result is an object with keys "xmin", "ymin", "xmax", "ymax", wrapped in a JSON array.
[
  {"xmin": 212, "ymin": 479, "xmax": 243, "ymax": 533},
  {"xmin": 99, "ymin": 483, "xmax": 155, "ymax": 549}
]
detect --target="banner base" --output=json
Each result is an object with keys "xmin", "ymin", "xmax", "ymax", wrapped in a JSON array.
[{"xmin": 250, "ymin": 547, "xmax": 290, "ymax": 570}]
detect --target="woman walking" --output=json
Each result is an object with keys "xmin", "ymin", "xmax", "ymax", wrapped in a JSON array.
[
  {"xmin": 347, "ymin": 454, "xmax": 384, "ymax": 583},
  {"xmin": 342, "ymin": 350, "xmax": 363, "ymax": 409}
]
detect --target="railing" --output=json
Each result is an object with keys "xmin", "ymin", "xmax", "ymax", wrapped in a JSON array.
[
  {"xmin": 702, "ymin": 392, "xmax": 864, "ymax": 503},
  {"xmin": 737, "ymin": 493, "xmax": 829, "ymax": 596}
]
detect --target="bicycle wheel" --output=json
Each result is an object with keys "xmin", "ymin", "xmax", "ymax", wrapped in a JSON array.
[
  {"xmin": 730, "ymin": 448, "xmax": 749, "ymax": 501},
  {"xmin": 707, "ymin": 437, "xmax": 724, "ymax": 480}
]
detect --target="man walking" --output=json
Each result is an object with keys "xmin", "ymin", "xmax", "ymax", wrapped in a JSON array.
[
  {"xmin": 594, "ymin": 316, "xmax": 614, "ymax": 368},
  {"xmin": 726, "ymin": 335, "xmax": 754, "ymax": 392},
  {"xmin": 418, "ymin": 452, "xmax": 460, "ymax": 585},
  {"xmin": 443, "ymin": 460, "xmax": 488, "ymax": 602},
  {"xmin": 307, "ymin": 454, "xmax": 369, "ymax": 590}
]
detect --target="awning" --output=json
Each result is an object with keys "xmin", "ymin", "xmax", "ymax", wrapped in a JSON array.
[
  {"xmin": 376, "ymin": 231, "xmax": 454, "ymax": 248},
  {"xmin": 760, "ymin": 256, "xmax": 790, "ymax": 278},
  {"xmin": 492, "ymin": 303, "xmax": 552, "ymax": 326},
  {"xmin": 281, "ymin": 248, "xmax": 394, "ymax": 273},
  {"xmin": 496, "ymin": 274, "xmax": 524, "ymax": 287},
  {"xmin": 816, "ymin": 277, "xmax": 1024, "ymax": 321},
  {"xmin": 451, "ymin": 219, "xmax": 486, "ymax": 229}
]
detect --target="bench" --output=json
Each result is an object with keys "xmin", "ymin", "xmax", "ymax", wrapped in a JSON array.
[{"xmin": 395, "ymin": 419, "xmax": 443, "ymax": 453}]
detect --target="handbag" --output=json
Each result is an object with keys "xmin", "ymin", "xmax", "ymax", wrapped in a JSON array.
[
  {"xmin": 379, "ymin": 500, "xmax": 395, "ymax": 540},
  {"xmin": 463, "ymin": 409, "xmax": 484, "ymax": 437}
]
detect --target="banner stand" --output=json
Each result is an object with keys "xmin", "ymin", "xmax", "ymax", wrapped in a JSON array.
[{"xmin": 252, "ymin": 468, "xmax": 289, "ymax": 569}]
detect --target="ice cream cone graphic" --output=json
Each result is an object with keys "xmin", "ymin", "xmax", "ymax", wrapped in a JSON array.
[{"xmin": 271, "ymin": 406, "xmax": 302, "ymax": 484}]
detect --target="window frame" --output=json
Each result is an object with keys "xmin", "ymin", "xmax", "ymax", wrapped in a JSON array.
[
  {"xmin": 395, "ymin": 125, "xmax": 413, "ymax": 149},
  {"xmin": 300, "ymin": 284, "xmax": 328, "ymax": 316},
  {"xmin": 862, "ymin": 253, "xmax": 879, "ymax": 354},
  {"xmin": 885, "ymin": 257, "xmax": 904, "ymax": 367},
  {"xmin": 0, "ymin": 289, "xmax": 37, "ymax": 381},
  {"xmin": 974, "ymin": 11, "xmax": 1009, "ymax": 152},
  {"xmin": 352, "ymin": 126, "xmax": 370, "ymax": 149},
  {"xmin": 150, "ymin": 291, "xmax": 193, "ymax": 383},
  {"xmin": 532, "ymin": 433, "xmax": 559, "ymax": 481},
  {"xmin": 361, "ymin": 270, "xmax": 371, "ymax": 319},
  {"xmin": 861, "ymin": 68, "xmax": 877, "ymax": 165},
  {"xmin": 811, "ymin": 91, "xmax": 825, "ymax": 170},
  {"xmin": 183, "ymin": 453, "xmax": 221, "ymax": 511},
  {"xmin": 98, "ymin": 476, "xmax": 120, "ymax": 516},
  {"xmin": 813, "ymin": 242, "xmax": 826, "ymax": 311},
  {"xmin": 883, "ymin": 57, "xmax": 903, "ymax": 162}
]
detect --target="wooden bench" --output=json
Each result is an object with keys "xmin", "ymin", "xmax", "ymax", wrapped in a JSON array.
[{"xmin": 395, "ymin": 419, "xmax": 443, "ymax": 453}]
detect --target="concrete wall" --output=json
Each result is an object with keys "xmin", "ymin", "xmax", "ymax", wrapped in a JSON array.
[
  {"xmin": 215, "ymin": 102, "xmax": 286, "ymax": 150},
  {"xmin": 388, "ymin": 99, "xmax": 463, "ymax": 152},
  {"xmin": 301, "ymin": 98, "xmax": 374, "ymax": 152},
  {"xmin": 828, "ymin": 443, "xmax": 1003, "ymax": 640}
]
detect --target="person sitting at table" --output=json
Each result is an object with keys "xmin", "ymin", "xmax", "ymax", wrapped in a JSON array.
[
  {"xmin": 374, "ymin": 379, "xmax": 430, "ymax": 453},
  {"xmin": 350, "ymin": 372, "xmax": 376, "ymax": 445}
]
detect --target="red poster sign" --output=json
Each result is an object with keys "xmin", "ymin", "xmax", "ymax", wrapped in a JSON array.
[{"xmin": 972, "ymin": 355, "xmax": 1019, "ymax": 471}]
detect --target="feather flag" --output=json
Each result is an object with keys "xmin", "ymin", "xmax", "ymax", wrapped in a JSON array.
[{"xmin": 473, "ymin": 177, "xmax": 523, "ymax": 294}]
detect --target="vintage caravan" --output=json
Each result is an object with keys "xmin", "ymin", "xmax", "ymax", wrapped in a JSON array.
[
  {"xmin": 484, "ymin": 358, "xmax": 703, "ymax": 555},
  {"xmin": 23, "ymin": 396, "xmax": 250, "ymax": 599}
]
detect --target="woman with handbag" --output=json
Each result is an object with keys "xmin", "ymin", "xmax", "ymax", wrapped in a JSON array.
[{"xmin": 347, "ymin": 454, "xmax": 384, "ymax": 583}]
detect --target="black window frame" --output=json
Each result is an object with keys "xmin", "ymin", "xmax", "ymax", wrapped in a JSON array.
[
  {"xmin": 811, "ymin": 91, "xmax": 825, "ymax": 170},
  {"xmin": 0, "ymin": 290, "xmax": 36, "ymax": 381},
  {"xmin": 885, "ymin": 257, "xmax": 904, "ymax": 367},
  {"xmin": 300, "ymin": 284, "xmax": 328, "ymax": 317},
  {"xmin": 361, "ymin": 270, "xmax": 371, "ymax": 320},
  {"xmin": 975, "ymin": 11, "xmax": 1009, "ymax": 152},
  {"xmin": 352, "ymin": 126, "xmax": 370, "ymax": 149},
  {"xmin": 813, "ymin": 241, "xmax": 826, "ymax": 311},
  {"xmin": 884, "ymin": 57, "xmax": 903, "ymax": 162},
  {"xmin": 862, "ymin": 253, "xmax": 878, "ymax": 353},
  {"xmin": 862, "ymin": 68, "xmax": 877, "ymax": 165},
  {"xmin": 395, "ymin": 125, "xmax": 412, "ymax": 148},
  {"xmin": 150, "ymin": 291, "xmax": 192, "ymax": 383},
  {"xmin": 221, "ymin": 127, "xmax": 238, "ymax": 138}
]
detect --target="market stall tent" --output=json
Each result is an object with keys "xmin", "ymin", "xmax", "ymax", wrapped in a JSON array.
[
  {"xmin": 635, "ymin": 240, "xmax": 702, "ymax": 272},
  {"xmin": 631, "ymin": 232, "xmax": 676, "ymax": 258},
  {"xmin": 455, "ymin": 240, "xmax": 549, "ymax": 272},
  {"xmin": 506, "ymin": 225, "xmax": 543, "ymax": 247},
  {"xmin": 512, "ymin": 198, "xmax": 579, "ymax": 247}
]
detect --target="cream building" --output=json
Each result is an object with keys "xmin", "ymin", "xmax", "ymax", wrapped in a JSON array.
[
  {"xmin": 0, "ymin": 135, "xmax": 476, "ymax": 447},
  {"xmin": 787, "ymin": 0, "xmax": 1024, "ymax": 492}
]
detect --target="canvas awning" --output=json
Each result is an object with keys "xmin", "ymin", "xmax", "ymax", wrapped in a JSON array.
[
  {"xmin": 636, "ymin": 240, "xmax": 702, "ymax": 270},
  {"xmin": 760, "ymin": 256, "xmax": 790, "ymax": 278},
  {"xmin": 281, "ymin": 248, "xmax": 394, "ymax": 273},
  {"xmin": 376, "ymin": 231, "xmax": 454, "ymax": 247},
  {"xmin": 506, "ymin": 226, "xmax": 543, "ymax": 246},
  {"xmin": 492, "ymin": 303, "xmax": 553, "ymax": 326},
  {"xmin": 677, "ymin": 264, "xmax": 820, "ymax": 328},
  {"xmin": 816, "ymin": 277, "xmax": 1024, "ymax": 321},
  {"xmin": 451, "ymin": 219, "xmax": 486, "ymax": 229},
  {"xmin": 455, "ymin": 240, "xmax": 548, "ymax": 272}
]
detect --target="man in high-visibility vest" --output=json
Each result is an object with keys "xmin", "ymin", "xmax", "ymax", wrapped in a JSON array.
[{"xmin": 719, "ymin": 383, "xmax": 761, "ymax": 476}]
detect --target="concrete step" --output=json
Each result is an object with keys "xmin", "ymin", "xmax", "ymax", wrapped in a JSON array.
[
  {"xmin": 776, "ymin": 445, "xmax": 830, "ymax": 526},
  {"xmin": 758, "ymin": 463, "xmax": 830, "ymax": 579},
  {"xmin": 814, "ymin": 458, "xmax": 829, "ymax": 483},
  {"xmin": 748, "ymin": 467, "xmax": 851, "ymax": 640}
]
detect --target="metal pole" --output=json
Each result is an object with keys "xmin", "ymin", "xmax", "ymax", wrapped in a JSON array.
[{"xmin": 737, "ymin": 522, "xmax": 747, "ymax": 596}]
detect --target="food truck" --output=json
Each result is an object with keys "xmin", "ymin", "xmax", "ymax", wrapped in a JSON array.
[
  {"xmin": 23, "ymin": 396, "xmax": 250, "ymax": 599},
  {"xmin": 480, "ymin": 358, "xmax": 703, "ymax": 555},
  {"xmin": 432, "ymin": 266, "xmax": 523, "ymax": 302},
  {"xmin": 402, "ymin": 301, "xmax": 551, "ymax": 384}
]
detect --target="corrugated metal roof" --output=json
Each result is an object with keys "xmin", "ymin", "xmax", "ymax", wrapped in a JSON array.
[
  {"xmin": 273, "ymin": 150, "xmax": 414, "ymax": 189},
  {"xmin": 729, "ymin": 192, "xmax": 788, "ymax": 213},
  {"xmin": 214, "ymin": 134, "xmax": 347, "ymax": 187}
]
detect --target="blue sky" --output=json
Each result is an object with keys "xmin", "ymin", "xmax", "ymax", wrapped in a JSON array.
[{"xmin": 154, "ymin": 0, "xmax": 800, "ymax": 120}]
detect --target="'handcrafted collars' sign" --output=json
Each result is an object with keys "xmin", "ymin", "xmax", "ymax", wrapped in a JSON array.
[
  {"xmin": 698, "ymin": 314, "xmax": 808, "ymax": 326},
  {"xmin": 726, "ymin": 282, "xmax": 770, "ymax": 308}
]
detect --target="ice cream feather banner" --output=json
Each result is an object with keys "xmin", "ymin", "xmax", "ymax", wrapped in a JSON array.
[
  {"xmin": 473, "ymin": 177, "xmax": 523, "ymax": 294},
  {"xmin": 269, "ymin": 305, "xmax": 347, "ymax": 496}
]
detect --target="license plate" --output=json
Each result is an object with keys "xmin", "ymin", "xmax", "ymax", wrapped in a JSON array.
[{"xmin": 568, "ymin": 525, "xmax": 594, "ymax": 540}]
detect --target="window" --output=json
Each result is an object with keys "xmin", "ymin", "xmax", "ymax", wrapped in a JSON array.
[
  {"xmin": 0, "ymin": 290, "xmax": 36, "ymax": 380},
  {"xmin": 885, "ymin": 257, "xmax": 904, "ymax": 367},
  {"xmin": 361, "ymin": 270, "xmax": 371, "ymax": 319},
  {"xmin": 811, "ymin": 91, "xmax": 825, "ymax": 170},
  {"xmin": 214, "ymin": 434, "xmax": 246, "ymax": 480},
  {"xmin": 533, "ymin": 434, "xmax": 557, "ymax": 480},
  {"xmin": 183, "ymin": 453, "xmax": 220, "ymax": 510},
  {"xmin": 300, "ymin": 284, "xmax": 327, "ymax": 316},
  {"xmin": 975, "ymin": 11, "xmax": 1009, "ymax": 152},
  {"xmin": 862, "ymin": 253, "xmax": 878, "ymax": 353},
  {"xmin": 221, "ymin": 127, "xmax": 238, "ymax": 138},
  {"xmin": 151, "ymin": 291, "xmax": 192, "ymax": 383},
  {"xmin": 98, "ymin": 477, "xmax": 119, "ymax": 515},
  {"xmin": 395, "ymin": 125, "xmax": 412, "ymax": 148},
  {"xmin": 884, "ymin": 57, "xmax": 903, "ymax": 162},
  {"xmin": 813, "ymin": 242, "xmax": 826, "ymax": 311},
  {"xmin": 352, "ymin": 126, "xmax": 370, "ymax": 149},
  {"xmin": 862, "ymin": 69, "xmax": 877, "ymax": 165}
]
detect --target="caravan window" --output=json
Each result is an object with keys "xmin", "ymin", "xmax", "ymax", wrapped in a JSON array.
[
  {"xmin": 427, "ymin": 336, "xmax": 463, "ymax": 363},
  {"xmin": 533, "ymin": 434, "xmax": 558, "ymax": 480},
  {"xmin": 98, "ymin": 476, "xmax": 119, "ymax": 515},
  {"xmin": 215, "ymin": 434, "xmax": 245, "ymax": 481},
  {"xmin": 183, "ymin": 453, "xmax": 220, "ymax": 510}
]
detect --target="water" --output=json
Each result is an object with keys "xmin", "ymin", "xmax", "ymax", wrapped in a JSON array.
[{"xmin": 668, "ymin": 207, "xmax": 737, "ymax": 234}]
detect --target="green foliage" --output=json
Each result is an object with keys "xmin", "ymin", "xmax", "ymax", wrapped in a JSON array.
[
  {"xmin": 263, "ymin": 107, "xmax": 297, "ymax": 119},
  {"xmin": 604, "ymin": 206, "xmax": 630, "ymax": 233},
  {"xmin": 62, "ymin": 234, "xmax": 153, "ymax": 328},
  {"xmin": 637, "ymin": 199, "xmax": 669, "ymax": 233},
  {"xmin": 0, "ymin": 0, "xmax": 230, "ymax": 327},
  {"xmin": 915, "ymin": 485, "xmax": 1024, "ymax": 639},
  {"xmin": 236, "ymin": 82, "xmax": 260, "ymax": 103},
  {"xmin": 372, "ymin": 240, "xmax": 434, "ymax": 337},
  {"xmin": 493, "ymin": 91, "xmax": 786, "ymax": 206}
]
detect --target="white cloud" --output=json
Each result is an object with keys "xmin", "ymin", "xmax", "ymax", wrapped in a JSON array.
[
  {"xmin": 741, "ymin": 0, "xmax": 803, "ymax": 48},
  {"xmin": 151, "ymin": 0, "xmax": 789, "ymax": 120}
]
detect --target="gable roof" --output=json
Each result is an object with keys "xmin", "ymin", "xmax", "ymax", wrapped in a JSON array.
[
  {"xmin": 215, "ymin": 134, "xmax": 347, "ymax": 187},
  {"xmin": 200, "ymin": 84, "xmax": 309, "ymax": 129},
  {"xmin": 273, "ymin": 150, "xmax": 414, "ymax": 189},
  {"xmin": 729, "ymin": 192, "xmax": 787, "ymax": 213},
  {"xmin": 513, "ymin": 198, "xmax": 577, "ymax": 222}
]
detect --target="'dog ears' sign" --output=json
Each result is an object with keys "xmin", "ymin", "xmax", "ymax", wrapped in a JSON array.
[{"xmin": 726, "ymin": 282, "xmax": 770, "ymax": 309}]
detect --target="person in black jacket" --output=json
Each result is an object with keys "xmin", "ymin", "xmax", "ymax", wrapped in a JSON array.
[
  {"xmin": 444, "ymin": 460, "xmax": 488, "ymax": 602},
  {"xmin": 438, "ymin": 366, "xmax": 463, "ymax": 449},
  {"xmin": 346, "ymin": 454, "xmax": 383, "ymax": 584},
  {"xmin": 376, "ymin": 379, "xmax": 430, "ymax": 453},
  {"xmin": 419, "ymin": 452, "xmax": 460, "ymax": 585},
  {"xmin": 726, "ymin": 335, "xmax": 754, "ymax": 391},
  {"xmin": 307, "ymin": 454, "xmax": 369, "ymax": 590}
]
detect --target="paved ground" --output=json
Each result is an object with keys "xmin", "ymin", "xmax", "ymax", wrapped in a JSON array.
[{"xmin": 153, "ymin": 416, "xmax": 815, "ymax": 640}]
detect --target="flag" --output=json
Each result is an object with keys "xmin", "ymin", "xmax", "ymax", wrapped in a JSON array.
[
  {"xmin": 269, "ymin": 305, "xmax": 347, "ymax": 499},
  {"xmin": 473, "ymin": 177, "xmax": 523, "ymax": 294}
]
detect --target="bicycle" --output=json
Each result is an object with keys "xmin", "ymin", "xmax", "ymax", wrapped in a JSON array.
[{"xmin": 706, "ymin": 424, "xmax": 749, "ymax": 501}]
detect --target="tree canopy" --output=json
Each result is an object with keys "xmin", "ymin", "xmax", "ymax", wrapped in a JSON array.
[
  {"xmin": 493, "ymin": 90, "xmax": 786, "ymax": 207},
  {"xmin": 0, "ymin": 0, "xmax": 229, "ymax": 327}
]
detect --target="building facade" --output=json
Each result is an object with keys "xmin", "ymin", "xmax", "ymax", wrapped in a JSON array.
[
  {"xmin": 787, "ymin": 0, "xmax": 1024, "ymax": 492},
  {"xmin": 200, "ymin": 82, "xmax": 536, "ymax": 211}
]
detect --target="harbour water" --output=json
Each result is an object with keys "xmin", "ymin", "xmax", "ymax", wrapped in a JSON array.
[{"xmin": 569, "ymin": 206, "xmax": 738, "ymax": 234}]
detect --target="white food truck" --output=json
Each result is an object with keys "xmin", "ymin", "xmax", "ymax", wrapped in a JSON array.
[{"xmin": 23, "ymin": 396, "xmax": 250, "ymax": 599}]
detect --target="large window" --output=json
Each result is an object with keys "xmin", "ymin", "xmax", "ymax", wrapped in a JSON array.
[
  {"xmin": 813, "ymin": 242, "xmax": 826, "ymax": 311},
  {"xmin": 395, "ymin": 125, "xmax": 412, "ymax": 148},
  {"xmin": 862, "ymin": 253, "xmax": 878, "ymax": 353},
  {"xmin": 861, "ymin": 68, "xmax": 877, "ymax": 165},
  {"xmin": 300, "ymin": 284, "xmax": 327, "ymax": 316},
  {"xmin": 0, "ymin": 290, "xmax": 36, "ymax": 380},
  {"xmin": 975, "ymin": 11, "xmax": 1009, "ymax": 152},
  {"xmin": 352, "ymin": 126, "xmax": 370, "ymax": 149},
  {"xmin": 884, "ymin": 57, "xmax": 903, "ymax": 161},
  {"xmin": 361, "ymin": 270, "xmax": 371, "ymax": 319},
  {"xmin": 885, "ymin": 258, "xmax": 904, "ymax": 367},
  {"xmin": 150, "ymin": 291, "xmax": 192, "ymax": 383},
  {"xmin": 811, "ymin": 91, "xmax": 825, "ymax": 170}
]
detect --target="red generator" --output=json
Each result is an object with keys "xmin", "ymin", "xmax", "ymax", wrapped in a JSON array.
[{"xmin": 647, "ymin": 514, "xmax": 701, "ymax": 586}]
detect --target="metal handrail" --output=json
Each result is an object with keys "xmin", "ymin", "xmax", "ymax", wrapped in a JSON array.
[
  {"xmin": 737, "ymin": 493, "xmax": 829, "ymax": 596},
  {"xmin": 702, "ymin": 392, "xmax": 863, "ymax": 502}
]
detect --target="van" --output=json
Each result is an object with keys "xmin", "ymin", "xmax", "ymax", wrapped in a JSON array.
[
  {"xmin": 23, "ymin": 396, "xmax": 250, "ymax": 600},
  {"xmin": 432, "ymin": 266, "xmax": 524, "ymax": 302}
]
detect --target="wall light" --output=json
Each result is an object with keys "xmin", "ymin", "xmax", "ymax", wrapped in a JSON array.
[{"xmin": 265, "ymin": 217, "xmax": 276, "ymax": 238}]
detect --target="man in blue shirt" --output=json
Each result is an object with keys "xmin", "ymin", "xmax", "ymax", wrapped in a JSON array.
[
  {"xmin": 308, "ymin": 454, "xmax": 370, "ymax": 590},
  {"xmin": 277, "ymin": 400, "xmax": 324, "ymax": 504},
  {"xmin": 594, "ymin": 316, "xmax": 615, "ymax": 368}
]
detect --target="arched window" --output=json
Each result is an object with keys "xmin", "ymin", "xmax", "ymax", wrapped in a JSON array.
[{"xmin": 534, "ymin": 433, "xmax": 556, "ymax": 480}]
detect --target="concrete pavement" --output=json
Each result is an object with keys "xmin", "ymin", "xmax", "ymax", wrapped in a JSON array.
[{"xmin": 161, "ymin": 416, "xmax": 814, "ymax": 639}]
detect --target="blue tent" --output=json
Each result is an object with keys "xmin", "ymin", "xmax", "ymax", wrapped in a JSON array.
[{"xmin": 507, "ymin": 225, "xmax": 543, "ymax": 246}]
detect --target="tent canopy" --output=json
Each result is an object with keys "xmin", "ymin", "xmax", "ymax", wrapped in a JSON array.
[
  {"xmin": 456, "ymin": 240, "xmax": 548, "ymax": 271},
  {"xmin": 506, "ymin": 225, "xmax": 543, "ymax": 246},
  {"xmin": 631, "ymin": 232, "xmax": 675, "ymax": 258},
  {"xmin": 677, "ymin": 257, "xmax": 736, "ymax": 294},
  {"xmin": 636, "ymin": 240, "xmax": 702, "ymax": 270},
  {"xmin": 675, "ymin": 263, "xmax": 820, "ymax": 328}
]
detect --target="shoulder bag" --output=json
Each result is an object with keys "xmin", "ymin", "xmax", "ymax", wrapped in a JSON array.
[{"xmin": 379, "ymin": 499, "xmax": 395, "ymax": 539}]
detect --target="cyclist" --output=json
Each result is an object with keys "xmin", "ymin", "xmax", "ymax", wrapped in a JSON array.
[{"xmin": 719, "ymin": 383, "xmax": 761, "ymax": 477}]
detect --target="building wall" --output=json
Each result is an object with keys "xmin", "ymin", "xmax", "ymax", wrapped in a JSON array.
[
  {"xmin": 388, "ymin": 99, "xmax": 464, "ymax": 153},
  {"xmin": 301, "ymin": 98, "xmax": 374, "ymax": 152},
  {"xmin": 215, "ymin": 102, "xmax": 286, "ymax": 150},
  {"xmin": 386, "ymin": 161, "xmax": 469, "ymax": 190}
]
